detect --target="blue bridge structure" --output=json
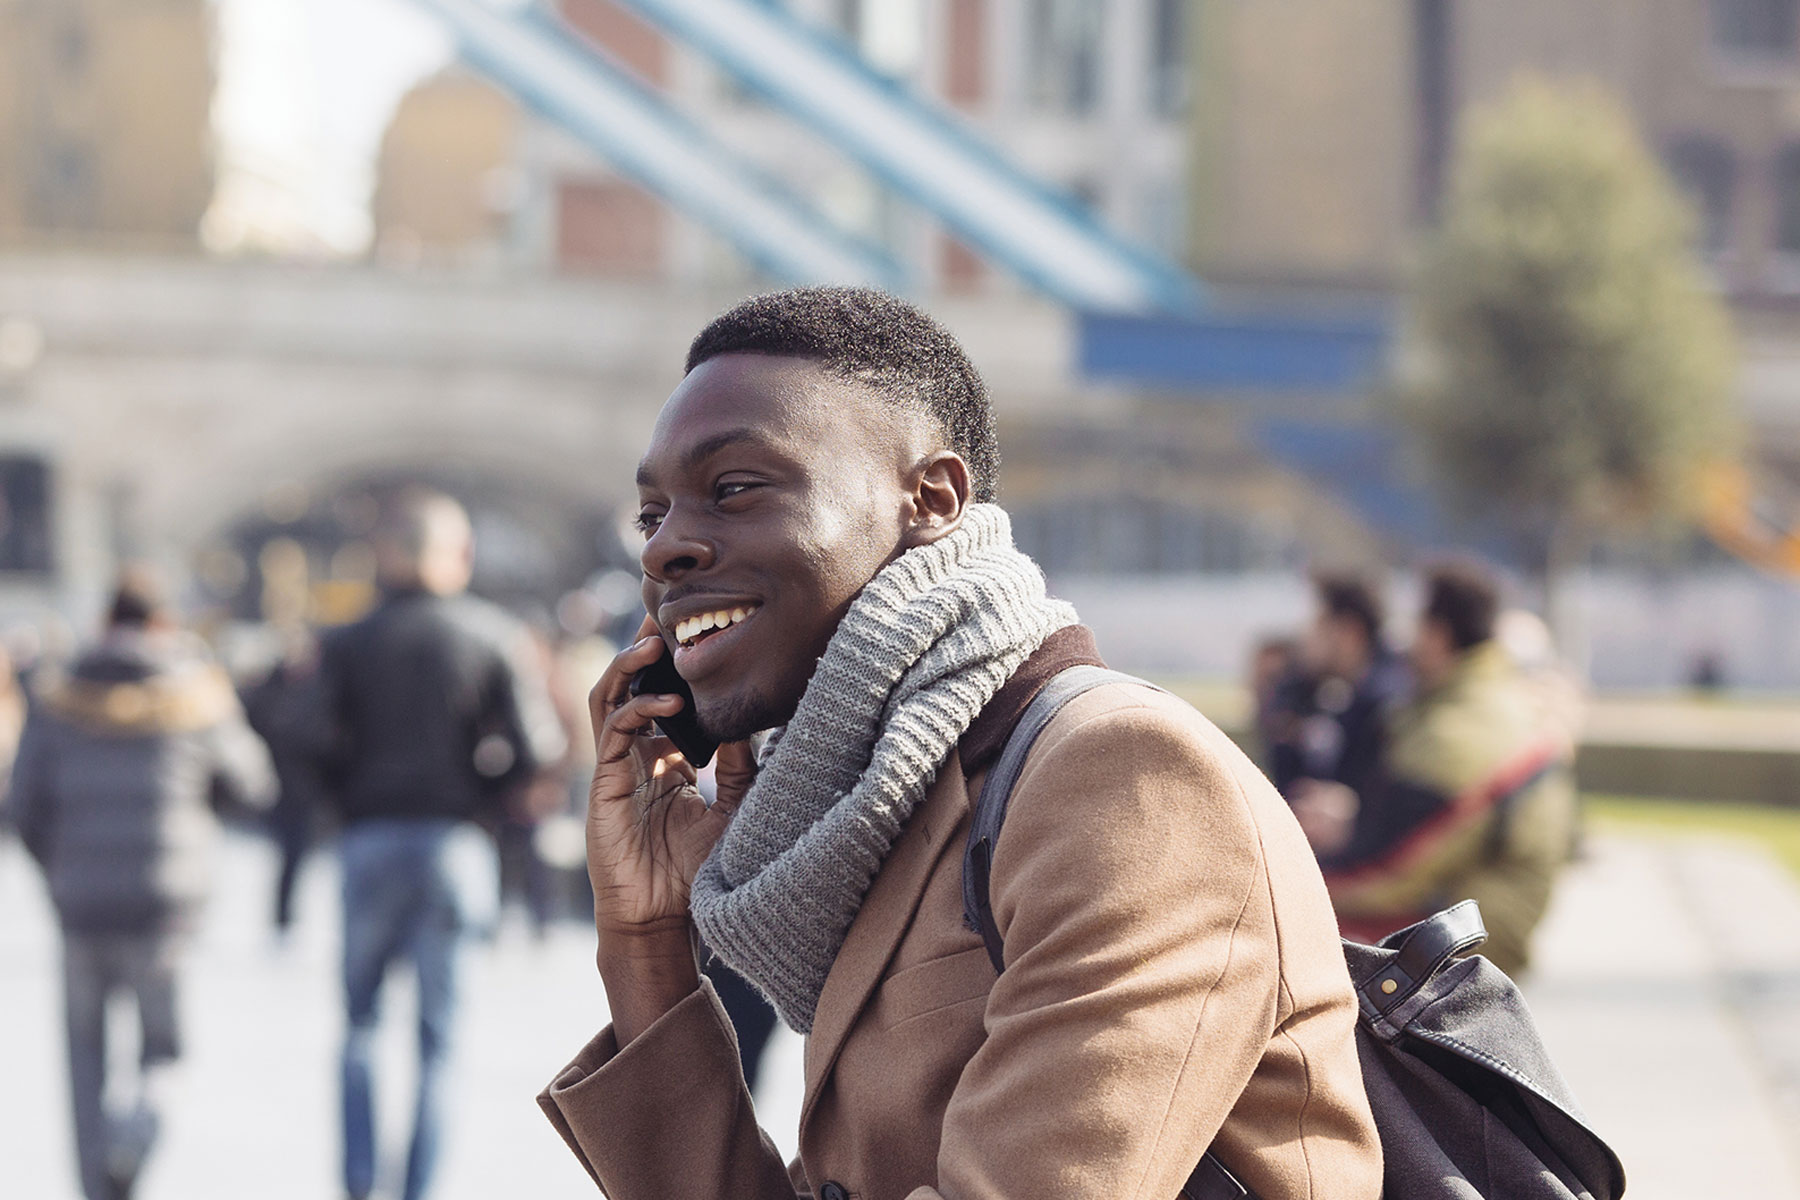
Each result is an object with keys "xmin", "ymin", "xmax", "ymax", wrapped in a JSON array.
[{"xmin": 412, "ymin": 0, "xmax": 1421, "ymax": 541}]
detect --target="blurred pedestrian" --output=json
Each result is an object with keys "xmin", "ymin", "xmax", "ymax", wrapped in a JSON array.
[
  {"xmin": 239, "ymin": 628, "xmax": 329, "ymax": 938},
  {"xmin": 1244, "ymin": 634, "xmax": 1299, "ymax": 769},
  {"xmin": 10, "ymin": 571, "xmax": 275, "ymax": 1200},
  {"xmin": 317, "ymin": 489, "xmax": 565, "ymax": 1200},
  {"xmin": 1295, "ymin": 561, "xmax": 1578, "ymax": 975},
  {"xmin": 495, "ymin": 624, "xmax": 575, "ymax": 938},
  {"xmin": 0, "ymin": 644, "xmax": 27, "ymax": 791},
  {"xmin": 1261, "ymin": 572, "xmax": 1408, "ymax": 812}
]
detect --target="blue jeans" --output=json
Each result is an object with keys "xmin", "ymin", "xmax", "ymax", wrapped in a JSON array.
[
  {"xmin": 339, "ymin": 819, "xmax": 496, "ymax": 1200},
  {"xmin": 62, "ymin": 930, "xmax": 183, "ymax": 1200}
]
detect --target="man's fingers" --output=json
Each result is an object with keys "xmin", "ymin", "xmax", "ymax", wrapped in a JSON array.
[
  {"xmin": 592, "ymin": 633, "xmax": 667, "ymax": 709},
  {"xmin": 597, "ymin": 692, "xmax": 685, "ymax": 765}
]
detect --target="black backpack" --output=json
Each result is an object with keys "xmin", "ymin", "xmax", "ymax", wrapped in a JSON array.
[{"xmin": 962, "ymin": 666, "xmax": 1627, "ymax": 1200}]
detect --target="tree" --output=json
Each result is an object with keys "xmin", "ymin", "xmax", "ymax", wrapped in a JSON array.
[{"xmin": 1397, "ymin": 79, "xmax": 1739, "ymax": 645}]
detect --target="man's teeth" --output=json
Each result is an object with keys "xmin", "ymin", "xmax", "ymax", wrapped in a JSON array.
[{"xmin": 674, "ymin": 606, "xmax": 757, "ymax": 647}]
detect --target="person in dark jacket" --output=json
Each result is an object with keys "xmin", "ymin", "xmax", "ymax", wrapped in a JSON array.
[
  {"xmin": 10, "ymin": 573, "xmax": 275, "ymax": 1200},
  {"xmin": 318, "ymin": 488, "xmax": 565, "ymax": 1200},
  {"xmin": 1261, "ymin": 573, "xmax": 1408, "ymax": 838},
  {"xmin": 239, "ymin": 629, "xmax": 328, "ymax": 937}
]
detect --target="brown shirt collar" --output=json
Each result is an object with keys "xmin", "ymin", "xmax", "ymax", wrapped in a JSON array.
[{"xmin": 957, "ymin": 625, "xmax": 1107, "ymax": 776}]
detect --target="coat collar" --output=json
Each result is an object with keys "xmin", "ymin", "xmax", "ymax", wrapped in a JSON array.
[
  {"xmin": 800, "ymin": 748, "xmax": 973, "ymax": 1128},
  {"xmin": 956, "ymin": 624, "xmax": 1104, "ymax": 775}
]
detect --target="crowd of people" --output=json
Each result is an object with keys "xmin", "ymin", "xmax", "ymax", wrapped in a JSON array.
[
  {"xmin": 0, "ymin": 287, "xmax": 1597, "ymax": 1200},
  {"xmin": 1, "ymin": 491, "xmax": 583, "ymax": 1200},
  {"xmin": 1253, "ymin": 563, "xmax": 1582, "ymax": 975}
]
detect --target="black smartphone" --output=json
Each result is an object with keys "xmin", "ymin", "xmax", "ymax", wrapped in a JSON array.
[{"xmin": 628, "ymin": 649, "xmax": 719, "ymax": 768}]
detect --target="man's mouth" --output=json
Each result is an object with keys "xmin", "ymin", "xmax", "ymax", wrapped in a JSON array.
[{"xmin": 672, "ymin": 605, "xmax": 760, "ymax": 650}]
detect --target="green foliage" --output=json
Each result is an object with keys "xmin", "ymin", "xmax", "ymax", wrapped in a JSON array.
[{"xmin": 1399, "ymin": 80, "xmax": 1739, "ymax": 555}]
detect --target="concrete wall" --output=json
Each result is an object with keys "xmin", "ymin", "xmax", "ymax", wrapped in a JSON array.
[{"xmin": 0, "ymin": 251, "xmax": 1086, "ymax": 621}]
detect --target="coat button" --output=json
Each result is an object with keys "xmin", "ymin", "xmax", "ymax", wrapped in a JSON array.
[{"xmin": 821, "ymin": 1184, "xmax": 850, "ymax": 1200}]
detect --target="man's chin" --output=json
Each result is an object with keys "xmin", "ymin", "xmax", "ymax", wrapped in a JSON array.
[{"xmin": 696, "ymin": 689, "xmax": 790, "ymax": 744}]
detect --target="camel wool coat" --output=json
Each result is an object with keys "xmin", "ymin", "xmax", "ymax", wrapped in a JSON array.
[{"xmin": 540, "ymin": 671, "xmax": 1382, "ymax": 1200}]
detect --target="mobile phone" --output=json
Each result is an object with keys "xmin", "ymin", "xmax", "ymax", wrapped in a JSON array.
[{"xmin": 628, "ymin": 649, "xmax": 719, "ymax": 768}]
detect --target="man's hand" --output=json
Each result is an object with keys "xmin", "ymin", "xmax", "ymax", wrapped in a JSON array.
[{"xmin": 586, "ymin": 616, "xmax": 754, "ymax": 1043}]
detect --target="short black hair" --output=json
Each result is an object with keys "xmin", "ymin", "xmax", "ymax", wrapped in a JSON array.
[
  {"xmin": 1313, "ymin": 571, "xmax": 1384, "ymax": 644},
  {"xmin": 108, "ymin": 566, "xmax": 166, "ymax": 629},
  {"xmin": 685, "ymin": 286, "xmax": 1000, "ymax": 503},
  {"xmin": 1422, "ymin": 560, "xmax": 1500, "ymax": 652}
]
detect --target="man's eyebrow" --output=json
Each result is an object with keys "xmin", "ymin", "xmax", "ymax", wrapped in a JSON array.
[{"xmin": 636, "ymin": 427, "xmax": 776, "ymax": 488}]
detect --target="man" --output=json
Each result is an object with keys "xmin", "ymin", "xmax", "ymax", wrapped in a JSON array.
[
  {"xmin": 239, "ymin": 629, "xmax": 326, "ymax": 937},
  {"xmin": 1263, "ymin": 573, "xmax": 1407, "ymax": 818},
  {"xmin": 319, "ymin": 489, "xmax": 565, "ymax": 1200},
  {"xmin": 11, "ymin": 573, "xmax": 274, "ymax": 1200},
  {"xmin": 1298, "ymin": 562, "xmax": 1577, "ymax": 975},
  {"xmin": 538, "ymin": 288, "xmax": 1380, "ymax": 1199}
]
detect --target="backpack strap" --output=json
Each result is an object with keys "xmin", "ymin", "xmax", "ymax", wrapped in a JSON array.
[
  {"xmin": 959, "ymin": 666, "xmax": 1256, "ymax": 1200},
  {"xmin": 961, "ymin": 665, "xmax": 1152, "ymax": 972},
  {"xmin": 1361, "ymin": 899, "xmax": 1489, "ymax": 1019}
]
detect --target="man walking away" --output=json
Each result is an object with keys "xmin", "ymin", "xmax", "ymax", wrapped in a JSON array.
[
  {"xmin": 1295, "ymin": 561, "xmax": 1578, "ymax": 974},
  {"xmin": 11, "ymin": 572, "xmax": 275, "ymax": 1200},
  {"xmin": 240, "ymin": 629, "xmax": 328, "ymax": 938},
  {"xmin": 319, "ymin": 488, "xmax": 565, "ymax": 1200}
]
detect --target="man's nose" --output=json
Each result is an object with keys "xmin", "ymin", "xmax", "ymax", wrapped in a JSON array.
[{"xmin": 640, "ymin": 511, "xmax": 715, "ymax": 582}]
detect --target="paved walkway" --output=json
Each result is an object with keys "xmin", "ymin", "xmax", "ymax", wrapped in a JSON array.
[
  {"xmin": 1522, "ymin": 832, "xmax": 1800, "ymax": 1199},
  {"xmin": 1, "ymin": 827, "xmax": 1795, "ymax": 1198}
]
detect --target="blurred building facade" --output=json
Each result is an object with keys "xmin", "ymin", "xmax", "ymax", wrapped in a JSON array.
[
  {"xmin": 1189, "ymin": 0, "xmax": 1800, "ymax": 466},
  {"xmin": 0, "ymin": 0, "xmax": 213, "ymax": 249},
  {"xmin": 375, "ymin": 0, "xmax": 1189, "ymax": 290}
]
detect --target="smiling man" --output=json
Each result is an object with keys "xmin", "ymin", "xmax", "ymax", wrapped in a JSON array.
[{"xmin": 539, "ymin": 288, "xmax": 1380, "ymax": 1200}]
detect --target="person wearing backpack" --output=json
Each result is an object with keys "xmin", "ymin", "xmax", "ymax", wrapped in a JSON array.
[{"xmin": 537, "ymin": 288, "xmax": 1381, "ymax": 1200}]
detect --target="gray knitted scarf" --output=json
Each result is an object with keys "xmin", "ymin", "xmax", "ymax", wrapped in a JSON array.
[{"xmin": 689, "ymin": 504, "xmax": 1076, "ymax": 1032}]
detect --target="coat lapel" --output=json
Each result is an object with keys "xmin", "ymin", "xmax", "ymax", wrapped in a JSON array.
[{"xmin": 800, "ymin": 750, "xmax": 972, "ymax": 1128}]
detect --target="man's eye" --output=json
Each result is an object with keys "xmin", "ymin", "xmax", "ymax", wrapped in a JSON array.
[
  {"xmin": 717, "ymin": 481, "xmax": 757, "ymax": 502},
  {"xmin": 634, "ymin": 510, "xmax": 664, "ymax": 536}
]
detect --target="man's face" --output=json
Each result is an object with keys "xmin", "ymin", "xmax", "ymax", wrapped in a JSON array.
[
  {"xmin": 1309, "ymin": 611, "xmax": 1372, "ymax": 682},
  {"xmin": 1410, "ymin": 616, "xmax": 1456, "ymax": 691},
  {"xmin": 633, "ymin": 353, "xmax": 929, "ymax": 741}
]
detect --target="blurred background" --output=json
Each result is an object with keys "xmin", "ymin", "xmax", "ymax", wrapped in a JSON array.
[{"xmin": 0, "ymin": 0, "xmax": 1797, "ymax": 1197}]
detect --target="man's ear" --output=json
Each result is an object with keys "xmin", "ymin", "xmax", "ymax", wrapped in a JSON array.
[{"xmin": 902, "ymin": 452, "xmax": 970, "ymax": 548}]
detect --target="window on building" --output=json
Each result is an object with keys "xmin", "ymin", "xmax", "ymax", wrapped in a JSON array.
[
  {"xmin": 1069, "ymin": 176, "xmax": 1104, "ymax": 213},
  {"xmin": 1139, "ymin": 177, "xmax": 1185, "ymax": 257},
  {"xmin": 1010, "ymin": 497, "xmax": 1297, "ymax": 574},
  {"xmin": 1710, "ymin": 0, "xmax": 1798, "ymax": 58},
  {"xmin": 0, "ymin": 456, "xmax": 54, "ymax": 575},
  {"xmin": 832, "ymin": 0, "xmax": 861, "ymax": 41},
  {"xmin": 1413, "ymin": 0, "xmax": 1454, "ymax": 221},
  {"xmin": 1147, "ymin": 0, "xmax": 1187, "ymax": 117},
  {"xmin": 55, "ymin": 20, "xmax": 90, "ymax": 77},
  {"xmin": 27, "ymin": 141, "xmax": 97, "ymax": 231},
  {"xmin": 1774, "ymin": 144, "xmax": 1800, "ymax": 253},
  {"xmin": 834, "ymin": 0, "xmax": 925, "ymax": 77},
  {"xmin": 1665, "ymin": 137, "xmax": 1737, "ymax": 255},
  {"xmin": 1025, "ymin": 0, "xmax": 1105, "ymax": 116}
]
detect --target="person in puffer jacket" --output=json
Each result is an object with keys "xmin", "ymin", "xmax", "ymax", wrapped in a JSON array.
[{"xmin": 10, "ymin": 572, "xmax": 275, "ymax": 1200}]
